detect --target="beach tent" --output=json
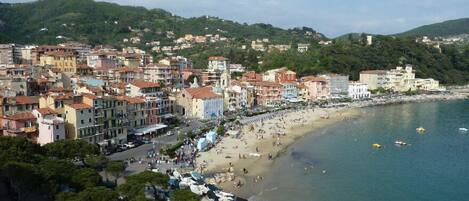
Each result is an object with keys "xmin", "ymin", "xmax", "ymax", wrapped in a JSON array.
[
  {"xmin": 197, "ymin": 138, "xmax": 208, "ymax": 151},
  {"xmin": 206, "ymin": 131, "xmax": 217, "ymax": 143}
]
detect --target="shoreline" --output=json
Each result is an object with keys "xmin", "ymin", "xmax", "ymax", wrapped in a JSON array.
[{"xmin": 195, "ymin": 93, "xmax": 468, "ymax": 199}]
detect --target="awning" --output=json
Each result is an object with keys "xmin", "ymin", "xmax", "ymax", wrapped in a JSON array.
[{"xmin": 134, "ymin": 124, "xmax": 168, "ymax": 136}]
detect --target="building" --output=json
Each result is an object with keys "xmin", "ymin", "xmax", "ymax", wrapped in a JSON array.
[
  {"xmin": 359, "ymin": 70, "xmax": 388, "ymax": 90},
  {"xmin": 386, "ymin": 65, "xmax": 416, "ymax": 92},
  {"xmin": 348, "ymin": 82, "xmax": 371, "ymax": 100},
  {"xmin": 297, "ymin": 44, "xmax": 310, "ymax": 53},
  {"xmin": 405, "ymin": 78, "xmax": 441, "ymax": 91},
  {"xmin": 0, "ymin": 96, "xmax": 39, "ymax": 116},
  {"xmin": 320, "ymin": 74, "xmax": 349, "ymax": 98},
  {"xmin": 241, "ymin": 71, "xmax": 262, "ymax": 82},
  {"xmin": 0, "ymin": 44, "xmax": 14, "ymax": 65},
  {"xmin": 126, "ymin": 80, "xmax": 162, "ymax": 97},
  {"xmin": 250, "ymin": 81, "xmax": 282, "ymax": 106},
  {"xmin": 281, "ymin": 82, "xmax": 299, "ymax": 101},
  {"xmin": 201, "ymin": 70, "xmax": 222, "ymax": 86},
  {"xmin": 301, "ymin": 76, "xmax": 330, "ymax": 101},
  {"xmin": 208, "ymin": 56, "xmax": 229, "ymax": 71},
  {"xmin": 82, "ymin": 94, "xmax": 127, "ymax": 145},
  {"xmin": 1, "ymin": 111, "xmax": 37, "ymax": 141},
  {"xmin": 262, "ymin": 67, "xmax": 297, "ymax": 83},
  {"xmin": 142, "ymin": 63, "xmax": 176, "ymax": 86},
  {"xmin": 176, "ymin": 86, "xmax": 224, "ymax": 119},
  {"xmin": 64, "ymin": 103, "xmax": 103, "ymax": 144},
  {"xmin": 229, "ymin": 64, "xmax": 246, "ymax": 73},
  {"xmin": 32, "ymin": 108, "xmax": 65, "ymax": 145},
  {"xmin": 366, "ymin": 35, "xmax": 373, "ymax": 45},
  {"xmin": 39, "ymin": 51, "xmax": 77, "ymax": 74}
]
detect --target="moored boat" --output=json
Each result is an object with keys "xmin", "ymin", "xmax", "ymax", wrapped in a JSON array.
[
  {"xmin": 394, "ymin": 140, "xmax": 408, "ymax": 146},
  {"xmin": 372, "ymin": 143, "xmax": 382, "ymax": 149},
  {"xmin": 416, "ymin": 127, "xmax": 426, "ymax": 133}
]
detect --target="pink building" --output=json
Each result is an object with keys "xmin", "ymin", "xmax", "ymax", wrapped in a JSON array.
[
  {"xmin": 302, "ymin": 76, "xmax": 330, "ymax": 101},
  {"xmin": 1, "ymin": 111, "xmax": 37, "ymax": 142},
  {"xmin": 250, "ymin": 81, "xmax": 282, "ymax": 106}
]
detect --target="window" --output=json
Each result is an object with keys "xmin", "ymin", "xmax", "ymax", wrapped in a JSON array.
[
  {"xmin": 81, "ymin": 120, "xmax": 84, "ymax": 124},
  {"xmin": 80, "ymin": 110, "xmax": 83, "ymax": 114},
  {"xmin": 48, "ymin": 126, "xmax": 51, "ymax": 130},
  {"xmin": 89, "ymin": 109, "xmax": 91, "ymax": 113},
  {"xmin": 89, "ymin": 118, "xmax": 92, "ymax": 123},
  {"xmin": 56, "ymin": 125, "xmax": 59, "ymax": 129},
  {"xmin": 56, "ymin": 135, "xmax": 59, "ymax": 140}
]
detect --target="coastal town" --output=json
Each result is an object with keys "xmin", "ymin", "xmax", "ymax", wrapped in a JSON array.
[{"xmin": 1, "ymin": 40, "xmax": 467, "ymax": 200}]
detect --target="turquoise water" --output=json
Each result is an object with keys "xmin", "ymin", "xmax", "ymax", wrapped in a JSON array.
[{"xmin": 252, "ymin": 100, "xmax": 469, "ymax": 201}]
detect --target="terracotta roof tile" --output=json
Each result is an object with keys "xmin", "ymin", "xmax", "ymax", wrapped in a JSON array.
[
  {"xmin": 4, "ymin": 112, "xmax": 36, "ymax": 121},
  {"xmin": 15, "ymin": 96, "xmax": 39, "ymax": 105},
  {"xmin": 184, "ymin": 87, "xmax": 222, "ymax": 99},
  {"xmin": 66, "ymin": 103, "xmax": 93, "ymax": 110},
  {"xmin": 208, "ymin": 56, "xmax": 227, "ymax": 61},
  {"xmin": 130, "ymin": 80, "xmax": 160, "ymax": 88},
  {"xmin": 35, "ymin": 108, "xmax": 56, "ymax": 115}
]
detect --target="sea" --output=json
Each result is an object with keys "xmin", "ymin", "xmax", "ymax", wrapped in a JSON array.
[{"xmin": 250, "ymin": 100, "xmax": 469, "ymax": 201}]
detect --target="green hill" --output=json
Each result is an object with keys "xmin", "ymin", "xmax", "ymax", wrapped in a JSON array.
[
  {"xmin": 397, "ymin": 18, "xmax": 469, "ymax": 37},
  {"xmin": 0, "ymin": 0, "xmax": 325, "ymax": 45}
]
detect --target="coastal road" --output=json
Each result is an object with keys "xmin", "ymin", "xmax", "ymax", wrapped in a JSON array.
[{"xmin": 108, "ymin": 134, "xmax": 177, "ymax": 161}]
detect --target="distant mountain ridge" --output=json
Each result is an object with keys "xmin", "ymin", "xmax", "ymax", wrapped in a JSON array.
[
  {"xmin": 397, "ymin": 18, "xmax": 469, "ymax": 37},
  {"xmin": 0, "ymin": 0, "xmax": 326, "ymax": 45}
]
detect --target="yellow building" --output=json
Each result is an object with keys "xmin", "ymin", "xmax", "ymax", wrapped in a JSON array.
[
  {"xmin": 40, "ymin": 51, "xmax": 77, "ymax": 73},
  {"xmin": 64, "ymin": 103, "xmax": 104, "ymax": 144}
]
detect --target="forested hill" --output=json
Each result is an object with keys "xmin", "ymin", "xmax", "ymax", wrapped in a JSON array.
[
  {"xmin": 397, "ymin": 18, "xmax": 469, "ymax": 37},
  {"xmin": 0, "ymin": 0, "xmax": 325, "ymax": 45}
]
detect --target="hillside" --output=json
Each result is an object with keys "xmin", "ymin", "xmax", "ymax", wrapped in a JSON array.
[
  {"xmin": 0, "ymin": 0, "xmax": 326, "ymax": 46},
  {"xmin": 397, "ymin": 18, "xmax": 469, "ymax": 37}
]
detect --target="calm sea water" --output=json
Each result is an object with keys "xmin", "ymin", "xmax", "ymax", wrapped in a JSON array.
[{"xmin": 251, "ymin": 100, "xmax": 469, "ymax": 201}]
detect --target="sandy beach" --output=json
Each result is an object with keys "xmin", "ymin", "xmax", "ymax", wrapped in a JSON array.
[
  {"xmin": 195, "ymin": 93, "xmax": 468, "ymax": 199},
  {"xmin": 196, "ymin": 106, "xmax": 361, "ymax": 198}
]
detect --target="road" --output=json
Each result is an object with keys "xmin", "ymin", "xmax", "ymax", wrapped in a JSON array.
[{"xmin": 108, "ymin": 117, "xmax": 203, "ymax": 161}]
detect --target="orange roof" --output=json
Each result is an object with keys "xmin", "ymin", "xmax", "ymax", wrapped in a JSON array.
[
  {"xmin": 130, "ymin": 80, "xmax": 160, "ymax": 88},
  {"xmin": 116, "ymin": 96, "xmax": 145, "ymax": 104},
  {"xmin": 66, "ymin": 103, "xmax": 93, "ymax": 110},
  {"xmin": 360, "ymin": 70, "xmax": 387, "ymax": 75},
  {"xmin": 4, "ymin": 112, "xmax": 36, "ymax": 121},
  {"xmin": 35, "ymin": 108, "xmax": 56, "ymax": 115},
  {"xmin": 82, "ymin": 93, "xmax": 98, "ymax": 100},
  {"xmin": 15, "ymin": 96, "xmax": 39, "ymax": 105},
  {"xmin": 184, "ymin": 87, "xmax": 222, "ymax": 100},
  {"xmin": 208, "ymin": 56, "xmax": 227, "ymax": 61},
  {"xmin": 45, "ymin": 51, "xmax": 75, "ymax": 57}
]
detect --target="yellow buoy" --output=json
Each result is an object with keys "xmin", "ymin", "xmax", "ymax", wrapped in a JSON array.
[
  {"xmin": 416, "ymin": 127, "xmax": 426, "ymax": 133},
  {"xmin": 372, "ymin": 143, "xmax": 382, "ymax": 149}
]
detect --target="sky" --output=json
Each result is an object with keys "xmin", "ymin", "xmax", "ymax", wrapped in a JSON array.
[{"xmin": 3, "ymin": 0, "xmax": 469, "ymax": 37}]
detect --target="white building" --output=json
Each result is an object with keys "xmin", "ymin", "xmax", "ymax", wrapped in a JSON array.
[
  {"xmin": 126, "ymin": 80, "xmax": 163, "ymax": 97},
  {"xmin": 366, "ymin": 35, "xmax": 373, "ymax": 45},
  {"xmin": 32, "ymin": 108, "xmax": 66, "ymax": 145},
  {"xmin": 348, "ymin": 82, "xmax": 371, "ymax": 100},
  {"xmin": 208, "ymin": 56, "xmax": 229, "ymax": 71},
  {"xmin": 177, "ymin": 86, "xmax": 224, "ymax": 119},
  {"xmin": 297, "ymin": 43, "xmax": 310, "ymax": 53}
]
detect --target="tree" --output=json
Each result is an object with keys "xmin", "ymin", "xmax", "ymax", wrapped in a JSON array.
[
  {"xmin": 171, "ymin": 189, "xmax": 199, "ymax": 201},
  {"xmin": 1, "ymin": 162, "xmax": 51, "ymax": 201},
  {"xmin": 59, "ymin": 187, "xmax": 119, "ymax": 201},
  {"xmin": 71, "ymin": 168, "xmax": 102, "ymax": 190},
  {"xmin": 216, "ymin": 124, "xmax": 225, "ymax": 136},
  {"xmin": 105, "ymin": 161, "xmax": 126, "ymax": 185},
  {"xmin": 0, "ymin": 136, "xmax": 45, "ymax": 167},
  {"xmin": 84, "ymin": 154, "xmax": 109, "ymax": 171},
  {"xmin": 118, "ymin": 171, "xmax": 170, "ymax": 201},
  {"xmin": 44, "ymin": 140, "xmax": 99, "ymax": 160}
]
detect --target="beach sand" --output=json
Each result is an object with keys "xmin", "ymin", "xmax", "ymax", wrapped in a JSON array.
[{"xmin": 196, "ymin": 106, "xmax": 361, "ymax": 198}]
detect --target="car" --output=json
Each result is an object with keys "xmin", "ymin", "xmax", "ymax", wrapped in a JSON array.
[
  {"xmin": 166, "ymin": 131, "xmax": 174, "ymax": 136},
  {"xmin": 124, "ymin": 142, "xmax": 136, "ymax": 149},
  {"xmin": 117, "ymin": 144, "xmax": 128, "ymax": 152}
]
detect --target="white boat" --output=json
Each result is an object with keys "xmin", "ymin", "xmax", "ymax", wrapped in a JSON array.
[
  {"xmin": 394, "ymin": 140, "xmax": 408, "ymax": 146},
  {"xmin": 459, "ymin": 128, "xmax": 468, "ymax": 132}
]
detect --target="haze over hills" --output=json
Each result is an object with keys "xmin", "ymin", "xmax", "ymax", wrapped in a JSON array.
[{"xmin": 0, "ymin": 0, "xmax": 325, "ymax": 45}]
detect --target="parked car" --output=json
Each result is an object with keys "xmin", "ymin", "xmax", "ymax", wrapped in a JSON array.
[{"xmin": 125, "ymin": 142, "xmax": 136, "ymax": 149}]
